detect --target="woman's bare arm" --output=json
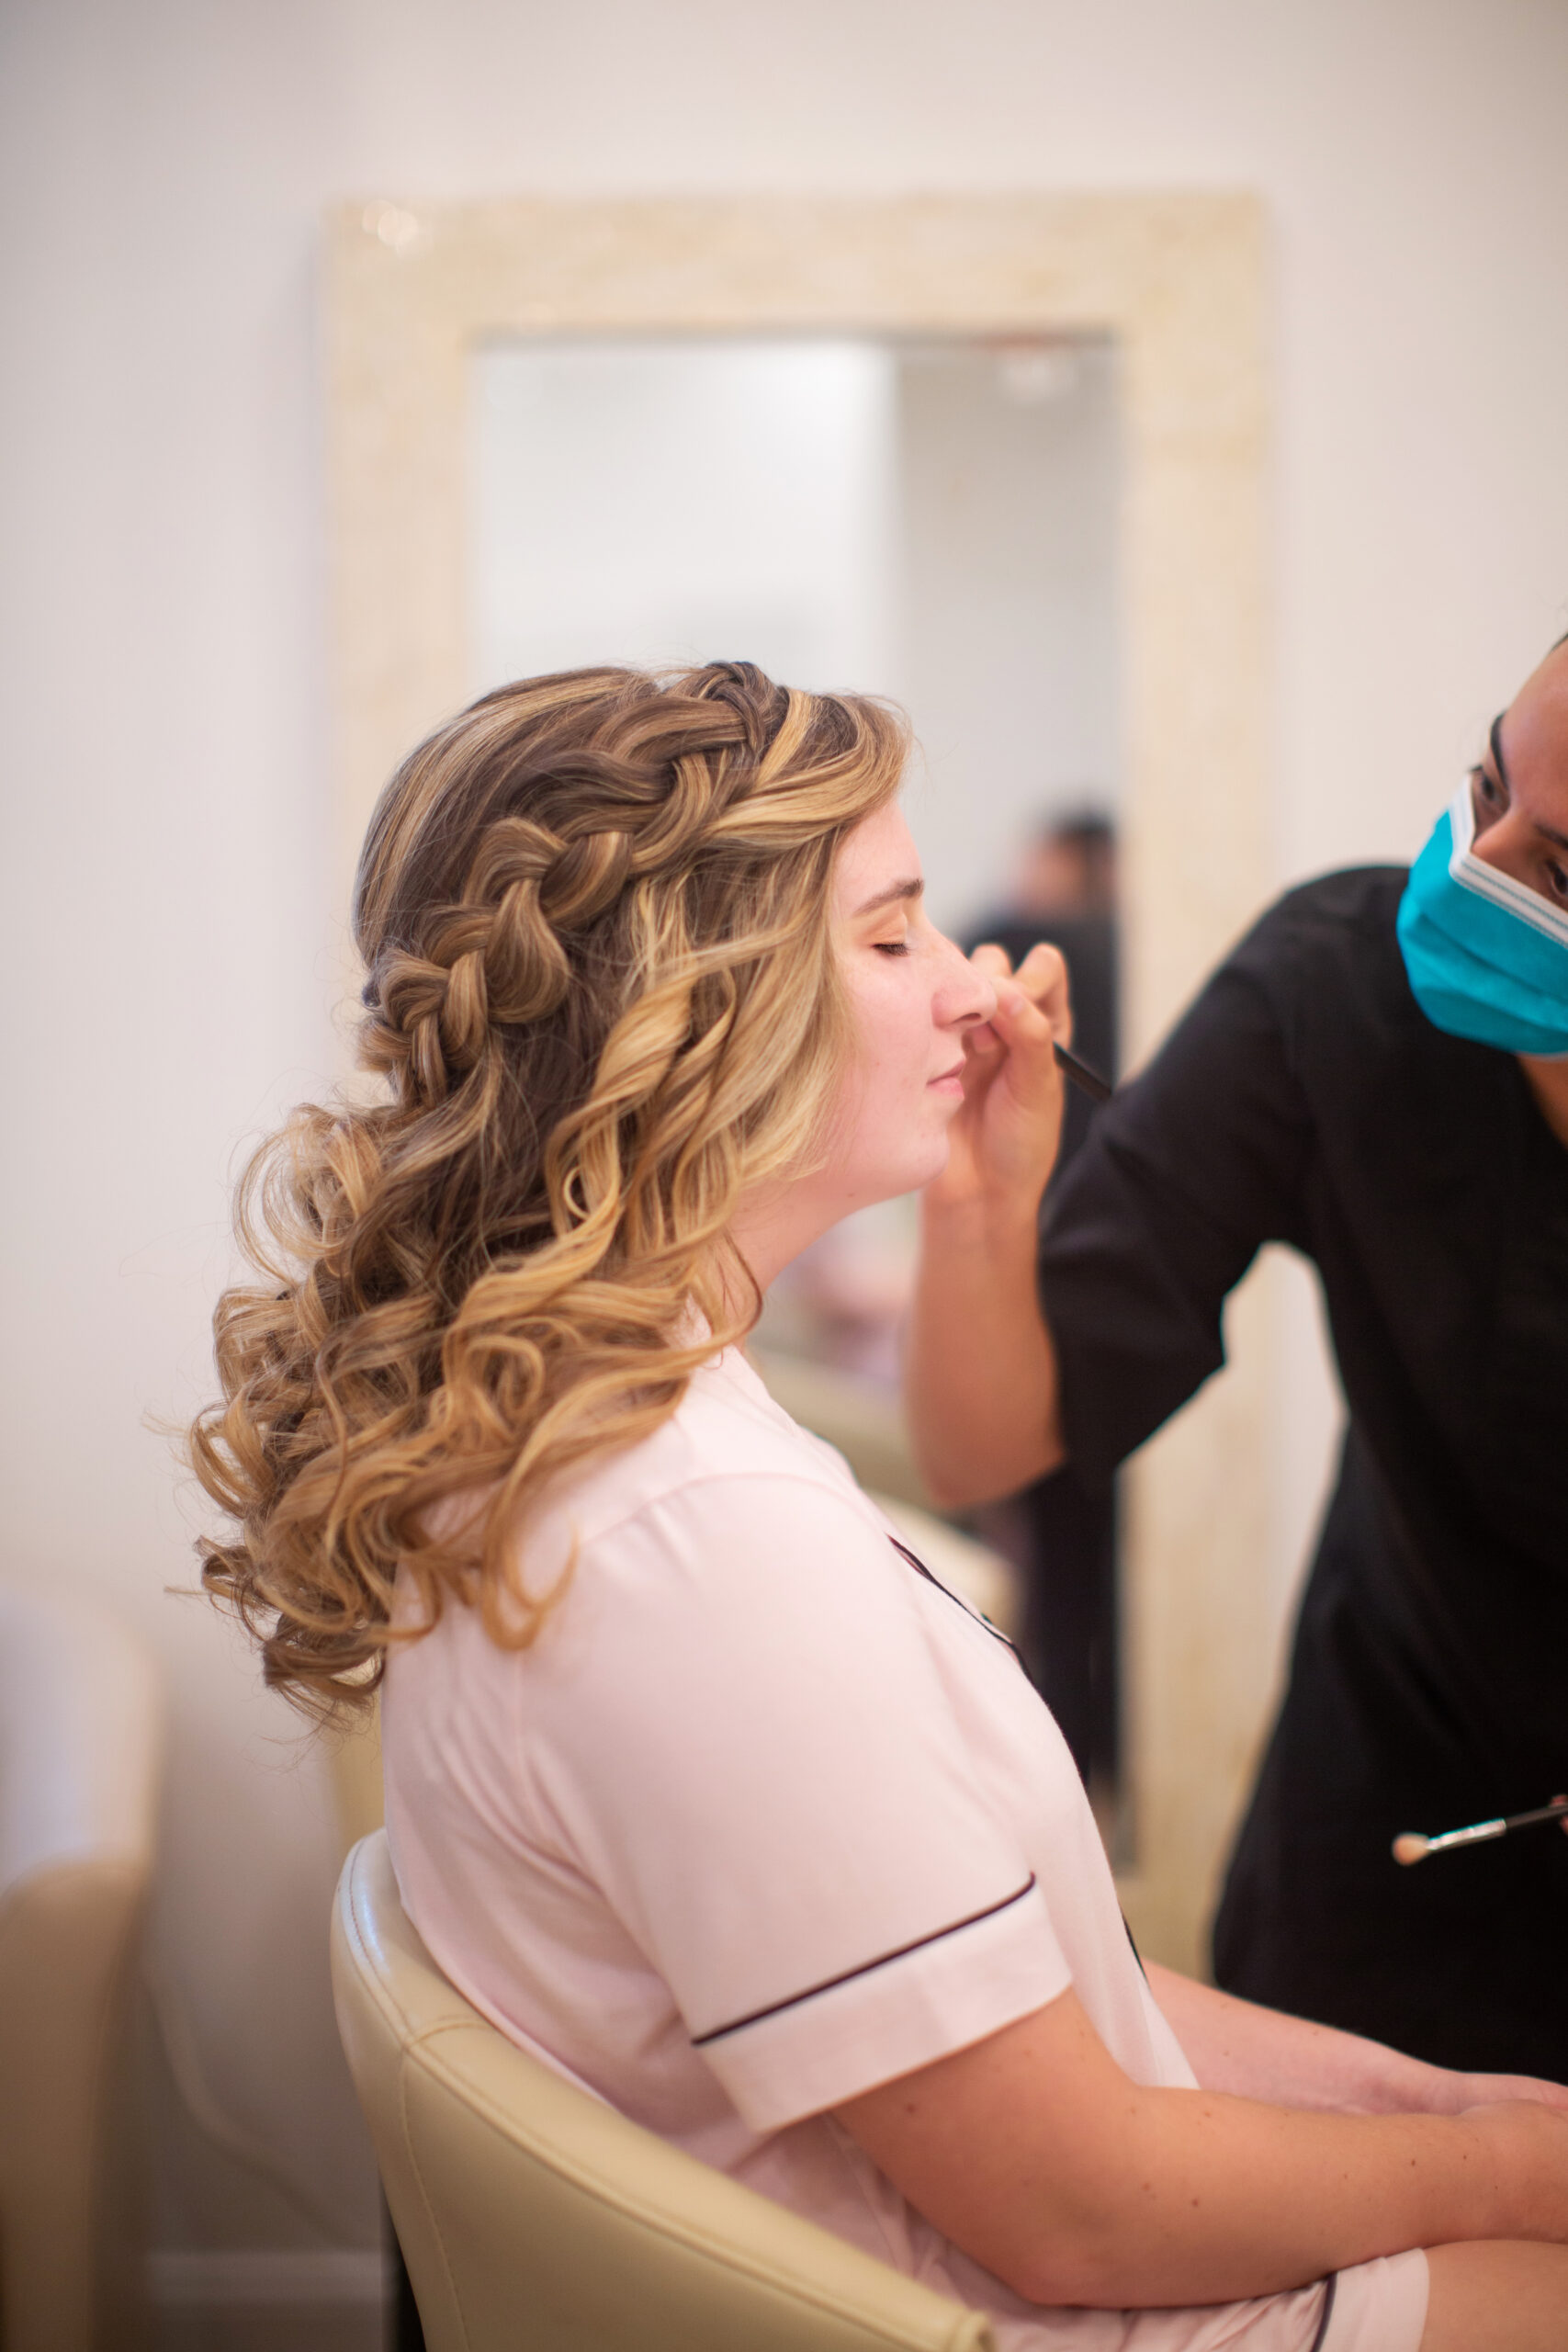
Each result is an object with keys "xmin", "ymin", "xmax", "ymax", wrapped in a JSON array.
[
  {"xmin": 834, "ymin": 1984, "xmax": 1568, "ymax": 2311},
  {"xmin": 905, "ymin": 944, "xmax": 1072, "ymax": 1508}
]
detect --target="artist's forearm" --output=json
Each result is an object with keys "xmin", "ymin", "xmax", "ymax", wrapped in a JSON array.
[
  {"xmin": 905, "ymin": 1193, "xmax": 1065, "ymax": 1508},
  {"xmin": 1145, "ymin": 1962, "xmax": 1435, "ymax": 2113}
]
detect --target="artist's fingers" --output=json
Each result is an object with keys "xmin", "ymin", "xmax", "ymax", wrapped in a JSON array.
[
  {"xmin": 1461, "ymin": 2070, "xmax": 1568, "ymax": 2112},
  {"xmin": 1011, "ymin": 940, "xmax": 1073, "ymax": 1038},
  {"xmin": 980, "ymin": 937, "xmax": 1066, "ymax": 1006},
  {"xmin": 968, "ymin": 941, "xmax": 1015, "ymax": 982},
  {"xmin": 994, "ymin": 943, "xmax": 1074, "ymax": 1058},
  {"xmin": 961, "ymin": 944, "xmax": 1069, "ymax": 1092},
  {"xmin": 1008, "ymin": 938, "xmax": 1060, "ymax": 992},
  {"xmin": 989, "ymin": 965, "xmax": 1066, "ymax": 1077}
]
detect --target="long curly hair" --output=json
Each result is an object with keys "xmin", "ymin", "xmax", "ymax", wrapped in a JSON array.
[{"xmin": 188, "ymin": 662, "xmax": 908, "ymax": 1717}]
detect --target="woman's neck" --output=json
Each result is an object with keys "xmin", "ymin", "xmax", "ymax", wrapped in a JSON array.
[{"xmin": 724, "ymin": 1178, "xmax": 846, "ymax": 1301}]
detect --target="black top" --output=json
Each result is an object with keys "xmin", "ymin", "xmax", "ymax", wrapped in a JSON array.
[{"xmin": 1039, "ymin": 867, "xmax": 1568, "ymax": 2075}]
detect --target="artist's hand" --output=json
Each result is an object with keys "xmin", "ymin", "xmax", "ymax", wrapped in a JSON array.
[
  {"xmin": 1466, "ymin": 2074, "xmax": 1568, "ymax": 2112},
  {"xmin": 1416, "ymin": 2065, "xmax": 1568, "ymax": 2117},
  {"xmin": 928, "ymin": 942, "xmax": 1072, "ymax": 1216}
]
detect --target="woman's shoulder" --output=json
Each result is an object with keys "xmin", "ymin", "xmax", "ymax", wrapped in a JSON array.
[
  {"xmin": 454, "ymin": 1353, "xmax": 922, "ymax": 1714},
  {"xmin": 391, "ymin": 1352, "xmax": 901, "ymax": 1720},
  {"xmin": 528, "ymin": 1346, "xmax": 885, "ymax": 1566}
]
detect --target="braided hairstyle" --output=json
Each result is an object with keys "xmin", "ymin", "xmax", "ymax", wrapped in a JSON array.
[{"xmin": 187, "ymin": 662, "xmax": 908, "ymax": 1715}]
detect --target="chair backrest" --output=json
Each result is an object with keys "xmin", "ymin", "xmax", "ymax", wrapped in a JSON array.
[
  {"xmin": 333, "ymin": 1832, "xmax": 997, "ymax": 2352},
  {"xmin": 0, "ymin": 1580, "xmax": 161, "ymax": 2352}
]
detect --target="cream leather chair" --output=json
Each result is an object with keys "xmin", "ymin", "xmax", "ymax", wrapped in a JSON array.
[
  {"xmin": 0, "ymin": 1582, "xmax": 161, "ymax": 2352},
  {"xmin": 333, "ymin": 1831, "xmax": 996, "ymax": 2352}
]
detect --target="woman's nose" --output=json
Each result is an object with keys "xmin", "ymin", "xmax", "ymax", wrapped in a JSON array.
[{"xmin": 935, "ymin": 933, "xmax": 998, "ymax": 1027}]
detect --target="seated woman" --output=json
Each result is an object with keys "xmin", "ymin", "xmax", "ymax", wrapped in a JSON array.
[{"xmin": 191, "ymin": 663, "xmax": 1568, "ymax": 2352}]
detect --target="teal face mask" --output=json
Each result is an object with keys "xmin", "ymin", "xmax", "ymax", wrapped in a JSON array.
[{"xmin": 1396, "ymin": 785, "xmax": 1568, "ymax": 1058}]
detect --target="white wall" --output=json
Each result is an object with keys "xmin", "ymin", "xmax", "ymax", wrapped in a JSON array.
[{"xmin": 3, "ymin": 0, "xmax": 1565, "ymax": 2295}]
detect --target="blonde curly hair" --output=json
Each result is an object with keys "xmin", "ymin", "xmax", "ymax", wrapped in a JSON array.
[{"xmin": 187, "ymin": 662, "xmax": 908, "ymax": 1716}]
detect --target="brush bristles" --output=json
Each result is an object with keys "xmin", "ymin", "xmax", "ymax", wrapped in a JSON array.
[{"xmin": 1391, "ymin": 1833, "xmax": 1429, "ymax": 1866}]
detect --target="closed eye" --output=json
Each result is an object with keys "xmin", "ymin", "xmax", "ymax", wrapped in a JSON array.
[{"xmin": 873, "ymin": 939, "xmax": 912, "ymax": 957}]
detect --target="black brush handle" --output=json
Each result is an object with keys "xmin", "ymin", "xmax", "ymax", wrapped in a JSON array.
[
  {"xmin": 1055, "ymin": 1040, "xmax": 1113, "ymax": 1103},
  {"xmin": 1500, "ymin": 1795, "xmax": 1568, "ymax": 1835}
]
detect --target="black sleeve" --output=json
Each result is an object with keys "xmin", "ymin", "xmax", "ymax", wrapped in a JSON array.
[{"xmin": 1039, "ymin": 909, "xmax": 1316, "ymax": 1488}]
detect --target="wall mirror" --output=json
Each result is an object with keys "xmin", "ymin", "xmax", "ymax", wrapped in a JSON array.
[{"xmin": 328, "ymin": 193, "xmax": 1269, "ymax": 1973}]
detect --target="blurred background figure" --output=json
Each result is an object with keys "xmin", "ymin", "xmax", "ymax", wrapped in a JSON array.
[{"xmin": 964, "ymin": 813, "xmax": 1122, "ymax": 1804}]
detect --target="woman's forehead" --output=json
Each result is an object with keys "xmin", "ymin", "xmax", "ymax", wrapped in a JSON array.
[{"xmin": 835, "ymin": 801, "xmax": 921, "ymax": 909}]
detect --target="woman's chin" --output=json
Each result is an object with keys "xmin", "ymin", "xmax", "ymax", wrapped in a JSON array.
[
  {"xmin": 901, "ymin": 1134, "xmax": 954, "ymax": 1195},
  {"xmin": 835, "ymin": 1153, "xmax": 947, "ymax": 1217}
]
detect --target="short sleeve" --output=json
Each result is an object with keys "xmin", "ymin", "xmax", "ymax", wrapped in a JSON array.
[
  {"xmin": 1040, "ymin": 901, "xmax": 1315, "ymax": 1487},
  {"xmin": 522, "ymin": 1475, "xmax": 1069, "ymax": 2131}
]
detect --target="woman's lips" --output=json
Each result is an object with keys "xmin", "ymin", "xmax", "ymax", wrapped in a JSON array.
[{"xmin": 929, "ymin": 1063, "xmax": 966, "ymax": 1092}]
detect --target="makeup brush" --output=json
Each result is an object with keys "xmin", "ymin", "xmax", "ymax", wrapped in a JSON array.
[
  {"xmin": 1055, "ymin": 1041, "xmax": 1113, "ymax": 1104},
  {"xmin": 1392, "ymin": 1795, "xmax": 1568, "ymax": 1867}
]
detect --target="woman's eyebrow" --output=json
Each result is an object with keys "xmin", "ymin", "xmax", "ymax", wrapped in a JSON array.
[{"xmin": 853, "ymin": 876, "xmax": 924, "ymax": 917}]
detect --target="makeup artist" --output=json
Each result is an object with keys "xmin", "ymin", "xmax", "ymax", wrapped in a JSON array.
[{"xmin": 908, "ymin": 630, "xmax": 1568, "ymax": 2083}]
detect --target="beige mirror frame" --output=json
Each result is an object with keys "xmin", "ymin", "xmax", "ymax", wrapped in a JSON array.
[{"xmin": 326, "ymin": 192, "xmax": 1273, "ymax": 1973}]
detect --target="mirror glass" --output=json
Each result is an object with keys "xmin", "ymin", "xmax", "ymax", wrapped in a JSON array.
[{"xmin": 471, "ymin": 334, "xmax": 1121, "ymax": 935}]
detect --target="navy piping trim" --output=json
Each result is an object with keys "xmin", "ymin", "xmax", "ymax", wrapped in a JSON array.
[
  {"xmin": 1307, "ymin": 2273, "xmax": 1338, "ymax": 2352},
  {"xmin": 689, "ymin": 1874, "xmax": 1039, "ymax": 2047},
  {"xmin": 887, "ymin": 1537, "xmax": 1023, "ymax": 1659}
]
